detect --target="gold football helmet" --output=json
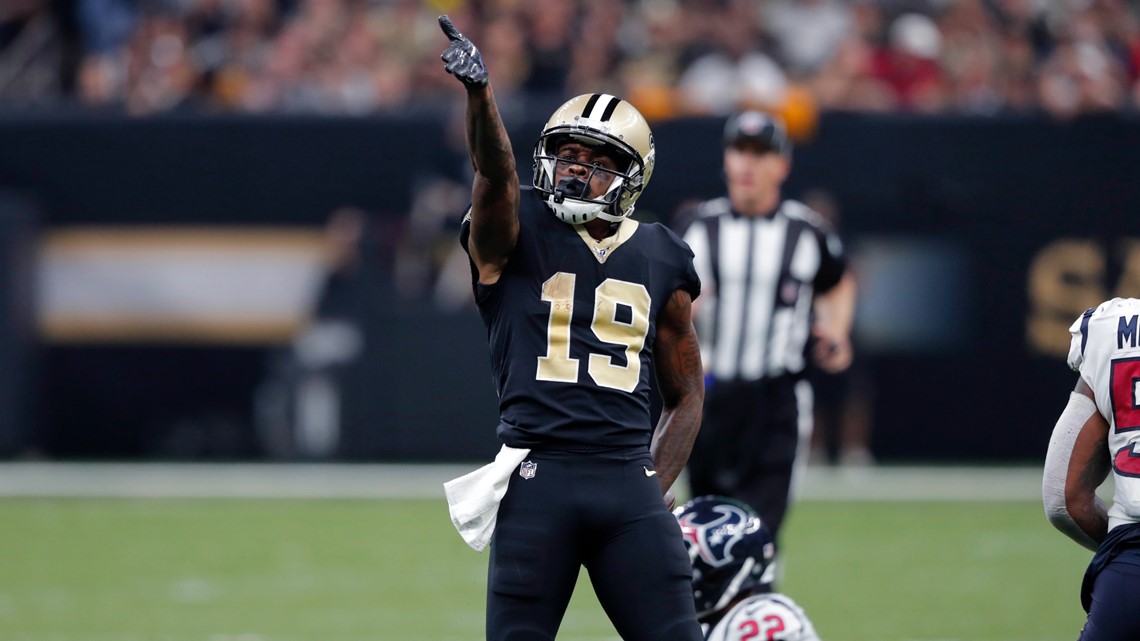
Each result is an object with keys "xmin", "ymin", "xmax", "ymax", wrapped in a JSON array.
[{"xmin": 532, "ymin": 93, "xmax": 656, "ymax": 224}]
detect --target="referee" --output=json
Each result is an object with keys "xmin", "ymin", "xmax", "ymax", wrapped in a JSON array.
[{"xmin": 679, "ymin": 111, "xmax": 856, "ymax": 545}]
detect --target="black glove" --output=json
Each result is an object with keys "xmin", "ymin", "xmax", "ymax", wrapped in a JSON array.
[{"xmin": 439, "ymin": 15, "xmax": 488, "ymax": 88}]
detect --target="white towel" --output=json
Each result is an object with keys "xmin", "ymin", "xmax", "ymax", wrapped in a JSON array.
[{"xmin": 444, "ymin": 444, "xmax": 531, "ymax": 552}]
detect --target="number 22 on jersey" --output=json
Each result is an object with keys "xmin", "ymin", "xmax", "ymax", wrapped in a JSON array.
[
  {"xmin": 536, "ymin": 272, "xmax": 650, "ymax": 393},
  {"xmin": 739, "ymin": 615, "xmax": 785, "ymax": 641}
]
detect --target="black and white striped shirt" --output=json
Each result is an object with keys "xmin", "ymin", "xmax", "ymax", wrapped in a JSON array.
[{"xmin": 681, "ymin": 197, "xmax": 845, "ymax": 383}]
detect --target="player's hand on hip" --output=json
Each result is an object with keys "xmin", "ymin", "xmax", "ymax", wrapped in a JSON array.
[{"xmin": 438, "ymin": 15, "xmax": 488, "ymax": 88}]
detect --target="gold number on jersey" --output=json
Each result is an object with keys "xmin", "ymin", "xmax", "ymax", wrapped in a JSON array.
[
  {"xmin": 590, "ymin": 279, "xmax": 651, "ymax": 392},
  {"xmin": 537, "ymin": 272, "xmax": 579, "ymax": 383},
  {"xmin": 536, "ymin": 272, "xmax": 651, "ymax": 392}
]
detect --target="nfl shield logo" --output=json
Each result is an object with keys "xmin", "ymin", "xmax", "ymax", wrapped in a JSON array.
[{"xmin": 519, "ymin": 461, "xmax": 537, "ymax": 480}]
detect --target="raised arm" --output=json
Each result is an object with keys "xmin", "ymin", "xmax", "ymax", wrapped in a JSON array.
[
  {"xmin": 650, "ymin": 288, "xmax": 705, "ymax": 509},
  {"xmin": 439, "ymin": 15, "xmax": 519, "ymax": 284}
]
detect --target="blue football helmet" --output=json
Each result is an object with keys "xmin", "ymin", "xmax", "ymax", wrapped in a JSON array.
[{"xmin": 674, "ymin": 495, "xmax": 777, "ymax": 621}]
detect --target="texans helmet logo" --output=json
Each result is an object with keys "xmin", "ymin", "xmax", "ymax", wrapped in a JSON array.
[{"xmin": 678, "ymin": 503, "xmax": 755, "ymax": 568}]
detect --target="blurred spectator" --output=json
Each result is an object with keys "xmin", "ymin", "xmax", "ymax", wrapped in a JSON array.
[
  {"xmin": 77, "ymin": 0, "xmax": 136, "ymax": 54},
  {"xmin": 565, "ymin": 0, "xmax": 625, "ymax": 96},
  {"xmin": 478, "ymin": 11, "xmax": 530, "ymax": 99},
  {"xmin": 676, "ymin": 0, "xmax": 788, "ymax": 115},
  {"xmin": 7, "ymin": 0, "xmax": 1140, "ymax": 118},
  {"xmin": 520, "ymin": 0, "xmax": 576, "ymax": 95},
  {"xmin": 124, "ymin": 14, "xmax": 201, "ymax": 114},
  {"xmin": 77, "ymin": 52, "xmax": 127, "ymax": 107},
  {"xmin": 1037, "ymin": 8, "xmax": 1129, "ymax": 119},
  {"xmin": 938, "ymin": 0, "xmax": 1008, "ymax": 114},
  {"xmin": 871, "ymin": 12, "xmax": 949, "ymax": 111},
  {"xmin": 808, "ymin": 34, "xmax": 894, "ymax": 112},
  {"xmin": 0, "ymin": 0, "xmax": 67, "ymax": 104},
  {"xmin": 761, "ymin": 0, "xmax": 852, "ymax": 80},
  {"xmin": 198, "ymin": 0, "xmax": 279, "ymax": 110}
]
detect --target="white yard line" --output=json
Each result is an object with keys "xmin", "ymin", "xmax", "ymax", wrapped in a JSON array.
[{"xmin": 0, "ymin": 462, "xmax": 1060, "ymax": 501}]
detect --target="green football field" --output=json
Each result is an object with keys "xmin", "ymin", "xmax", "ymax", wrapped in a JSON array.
[{"xmin": 0, "ymin": 496, "xmax": 1091, "ymax": 641}]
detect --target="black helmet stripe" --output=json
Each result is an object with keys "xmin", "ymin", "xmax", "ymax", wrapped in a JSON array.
[
  {"xmin": 582, "ymin": 93, "xmax": 620, "ymax": 122},
  {"xmin": 582, "ymin": 93, "xmax": 602, "ymax": 117},
  {"xmin": 599, "ymin": 96, "xmax": 621, "ymax": 122}
]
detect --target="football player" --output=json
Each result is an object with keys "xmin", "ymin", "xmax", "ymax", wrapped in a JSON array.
[
  {"xmin": 675, "ymin": 495, "xmax": 822, "ymax": 641},
  {"xmin": 438, "ymin": 14, "xmax": 705, "ymax": 641},
  {"xmin": 1044, "ymin": 297, "xmax": 1140, "ymax": 640}
]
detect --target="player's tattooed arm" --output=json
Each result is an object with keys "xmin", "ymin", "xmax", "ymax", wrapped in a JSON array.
[
  {"xmin": 439, "ymin": 15, "xmax": 518, "ymax": 284},
  {"xmin": 651, "ymin": 288, "xmax": 705, "ymax": 506}
]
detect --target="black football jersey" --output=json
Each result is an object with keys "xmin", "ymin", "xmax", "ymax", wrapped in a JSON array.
[{"xmin": 462, "ymin": 188, "xmax": 700, "ymax": 449}]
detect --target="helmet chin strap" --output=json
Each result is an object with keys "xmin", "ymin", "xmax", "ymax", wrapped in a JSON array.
[
  {"xmin": 713, "ymin": 557, "xmax": 755, "ymax": 615},
  {"xmin": 595, "ymin": 208, "xmax": 629, "ymax": 223}
]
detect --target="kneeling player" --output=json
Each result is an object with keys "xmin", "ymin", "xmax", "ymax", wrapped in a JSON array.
[{"xmin": 674, "ymin": 495, "xmax": 822, "ymax": 641}]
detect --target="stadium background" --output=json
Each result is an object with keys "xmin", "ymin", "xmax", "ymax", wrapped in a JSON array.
[
  {"xmin": 2, "ymin": 0, "xmax": 1139, "ymax": 639},
  {"xmin": 2, "ymin": 0, "xmax": 1139, "ymax": 463},
  {"xmin": 0, "ymin": 107, "xmax": 1135, "ymax": 464}
]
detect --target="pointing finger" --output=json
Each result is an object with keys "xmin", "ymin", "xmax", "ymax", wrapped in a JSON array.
[{"xmin": 438, "ymin": 15, "xmax": 463, "ymax": 42}]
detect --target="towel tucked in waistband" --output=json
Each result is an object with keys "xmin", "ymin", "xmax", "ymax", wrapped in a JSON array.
[{"xmin": 443, "ymin": 444, "xmax": 531, "ymax": 552}]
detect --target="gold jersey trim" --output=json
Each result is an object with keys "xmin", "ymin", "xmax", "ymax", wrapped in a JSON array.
[{"xmin": 573, "ymin": 219, "xmax": 640, "ymax": 264}]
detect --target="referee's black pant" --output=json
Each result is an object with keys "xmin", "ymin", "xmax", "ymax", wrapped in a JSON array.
[
  {"xmin": 687, "ymin": 376, "xmax": 806, "ymax": 542},
  {"xmin": 486, "ymin": 446, "xmax": 702, "ymax": 641}
]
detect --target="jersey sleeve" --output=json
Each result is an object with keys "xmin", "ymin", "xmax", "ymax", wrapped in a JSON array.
[
  {"xmin": 680, "ymin": 248, "xmax": 701, "ymax": 302},
  {"xmin": 458, "ymin": 207, "xmax": 484, "ymax": 292},
  {"xmin": 459, "ymin": 205, "xmax": 521, "ymax": 306},
  {"xmin": 664, "ymin": 224, "xmax": 701, "ymax": 301},
  {"xmin": 811, "ymin": 225, "xmax": 846, "ymax": 294},
  {"xmin": 1067, "ymin": 306, "xmax": 1097, "ymax": 372},
  {"xmin": 682, "ymin": 218, "xmax": 715, "ymax": 297}
]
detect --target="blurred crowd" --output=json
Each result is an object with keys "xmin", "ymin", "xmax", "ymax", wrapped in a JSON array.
[{"xmin": 1, "ymin": 0, "xmax": 1139, "ymax": 122}]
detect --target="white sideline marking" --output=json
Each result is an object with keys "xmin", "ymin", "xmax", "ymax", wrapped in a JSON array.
[{"xmin": 0, "ymin": 462, "xmax": 1058, "ymax": 501}]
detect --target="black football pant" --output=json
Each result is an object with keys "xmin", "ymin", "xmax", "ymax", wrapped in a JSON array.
[
  {"xmin": 687, "ymin": 377, "xmax": 804, "ymax": 542},
  {"xmin": 1079, "ymin": 553, "xmax": 1140, "ymax": 641},
  {"xmin": 486, "ymin": 447, "xmax": 703, "ymax": 641}
]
